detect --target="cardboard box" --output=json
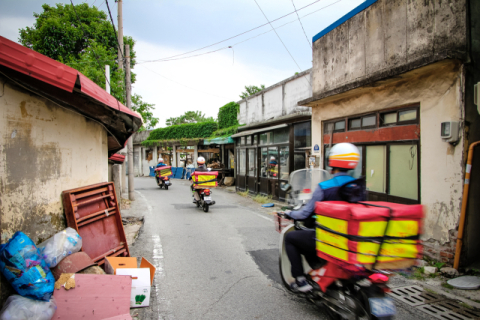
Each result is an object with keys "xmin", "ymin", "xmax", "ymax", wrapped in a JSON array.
[{"xmin": 105, "ymin": 257, "xmax": 156, "ymax": 308}]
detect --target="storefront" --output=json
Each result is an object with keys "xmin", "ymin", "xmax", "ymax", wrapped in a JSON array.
[{"xmin": 233, "ymin": 120, "xmax": 311, "ymax": 201}]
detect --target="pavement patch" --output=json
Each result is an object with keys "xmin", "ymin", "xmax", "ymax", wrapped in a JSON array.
[
  {"xmin": 171, "ymin": 203, "xmax": 238, "ymax": 210},
  {"xmin": 248, "ymin": 249, "xmax": 282, "ymax": 286}
]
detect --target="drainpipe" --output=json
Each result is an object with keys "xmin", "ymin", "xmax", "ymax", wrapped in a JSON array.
[{"xmin": 454, "ymin": 141, "xmax": 480, "ymax": 270}]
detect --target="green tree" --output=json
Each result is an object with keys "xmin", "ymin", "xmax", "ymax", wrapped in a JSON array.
[
  {"xmin": 18, "ymin": 3, "xmax": 158, "ymax": 129},
  {"xmin": 132, "ymin": 94, "xmax": 158, "ymax": 131},
  {"xmin": 239, "ymin": 85, "xmax": 265, "ymax": 99},
  {"xmin": 166, "ymin": 111, "xmax": 215, "ymax": 126}
]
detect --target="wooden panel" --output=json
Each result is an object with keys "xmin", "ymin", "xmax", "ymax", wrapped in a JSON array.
[
  {"xmin": 198, "ymin": 148, "xmax": 220, "ymax": 153},
  {"xmin": 176, "ymin": 149, "xmax": 195, "ymax": 153},
  {"xmin": 323, "ymin": 124, "xmax": 419, "ymax": 144},
  {"xmin": 260, "ymin": 178, "xmax": 268, "ymax": 195},
  {"xmin": 237, "ymin": 175, "xmax": 246, "ymax": 191},
  {"xmin": 53, "ymin": 274, "xmax": 132, "ymax": 320},
  {"xmin": 247, "ymin": 176, "xmax": 256, "ymax": 193}
]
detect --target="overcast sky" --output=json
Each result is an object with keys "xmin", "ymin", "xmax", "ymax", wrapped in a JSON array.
[{"xmin": 0, "ymin": 0, "xmax": 363, "ymax": 127}]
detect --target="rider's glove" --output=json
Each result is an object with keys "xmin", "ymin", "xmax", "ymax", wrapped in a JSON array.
[{"xmin": 283, "ymin": 210, "xmax": 292, "ymax": 219}]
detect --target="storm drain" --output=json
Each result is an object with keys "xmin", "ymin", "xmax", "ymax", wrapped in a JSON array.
[{"xmin": 389, "ymin": 285, "xmax": 480, "ymax": 320}]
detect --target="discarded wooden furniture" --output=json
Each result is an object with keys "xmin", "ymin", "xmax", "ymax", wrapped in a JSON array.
[{"xmin": 62, "ymin": 182, "xmax": 130, "ymax": 267}]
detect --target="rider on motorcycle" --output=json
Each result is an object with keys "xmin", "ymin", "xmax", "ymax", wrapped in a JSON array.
[
  {"xmin": 156, "ymin": 158, "xmax": 167, "ymax": 167},
  {"xmin": 189, "ymin": 156, "xmax": 209, "ymax": 203},
  {"xmin": 283, "ymin": 143, "xmax": 361, "ymax": 292}
]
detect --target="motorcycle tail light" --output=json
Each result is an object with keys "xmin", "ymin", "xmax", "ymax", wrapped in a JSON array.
[
  {"xmin": 369, "ymin": 273, "xmax": 389, "ymax": 284},
  {"xmin": 204, "ymin": 189, "xmax": 211, "ymax": 196},
  {"xmin": 303, "ymin": 189, "xmax": 311, "ymax": 193},
  {"xmin": 165, "ymin": 177, "xmax": 169, "ymax": 180}
]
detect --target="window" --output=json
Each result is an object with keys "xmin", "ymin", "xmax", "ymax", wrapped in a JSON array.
[
  {"xmin": 267, "ymin": 147, "xmax": 278, "ymax": 179},
  {"xmin": 365, "ymin": 145, "xmax": 386, "ymax": 193},
  {"xmin": 279, "ymin": 146, "xmax": 289, "ymax": 180},
  {"xmin": 247, "ymin": 149, "xmax": 256, "ymax": 177},
  {"xmin": 294, "ymin": 122, "xmax": 311, "ymax": 148},
  {"xmin": 324, "ymin": 121, "xmax": 345, "ymax": 134},
  {"xmin": 253, "ymin": 135, "xmax": 258, "ymax": 145},
  {"xmin": 238, "ymin": 149, "xmax": 246, "ymax": 175},
  {"xmin": 349, "ymin": 114, "xmax": 376, "ymax": 130},
  {"xmin": 260, "ymin": 147, "xmax": 268, "ymax": 177},
  {"xmin": 273, "ymin": 127, "xmax": 289, "ymax": 144},
  {"xmin": 246, "ymin": 136, "xmax": 252, "ymax": 145},
  {"xmin": 381, "ymin": 108, "xmax": 418, "ymax": 126},
  {"xmin": 259, "ymin": 132, "xmax": 271, "ymax": 145},
  {"xmin": 294, "ymin": 153, "xmax": 306, "ymax": 170},
  {"xmin": 240, "ymin": 137, "xmax": 245, "ymax": 145},
  {"xmin": 389, "ymin": 145, "xmax": 418, "ymax": 200},
  {"xmin": 334, "ymin": 121, "xmax": 346, "ymax": 131}
]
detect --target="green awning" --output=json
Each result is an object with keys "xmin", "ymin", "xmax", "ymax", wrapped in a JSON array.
[{"xmin": 203, "ymin": 137, "xmax": 234, "ymax": 145}]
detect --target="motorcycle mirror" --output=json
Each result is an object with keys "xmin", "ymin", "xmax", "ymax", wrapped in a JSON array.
[{"xmin": 280, "ymin": 182, "xmax": 291, "ymax": 192}]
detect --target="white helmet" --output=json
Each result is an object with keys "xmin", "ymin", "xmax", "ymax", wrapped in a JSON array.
[
  {"xmin": 328, "ymin": 143, "xmax": 360, "ymax": 170},
  {"xmin": 197, "ymin": 156, "xmax": 205, "ymax": 165},
  {"xmin": 158, "ymin": 158, "xmax": 164, "ymax": 164},
  {"xmin": 270, "ymin": 156, "xmax": 276, "ymax": 161}
]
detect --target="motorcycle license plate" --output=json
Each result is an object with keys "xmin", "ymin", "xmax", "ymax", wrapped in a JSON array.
[
  {"xmin": 369, "ymin": 297, "xmax": 396, "ymax": 317},
  {"xmin": 204, "ymin": 196, "xmax": 212, "ymax": 201}
]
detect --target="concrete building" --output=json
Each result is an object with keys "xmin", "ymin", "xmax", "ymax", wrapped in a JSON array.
[
  {"xmin": 0, "ymin": 36, "xmax": 141, "ymax": 299},
  {"xmin": 233, "ymin": 69, "xmax": 313, "ymax": 200},
  {"xmin": 299, "ymin": 0, "xmax": 480, "ymax": 266}
]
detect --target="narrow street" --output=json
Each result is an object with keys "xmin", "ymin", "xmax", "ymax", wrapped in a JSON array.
[{"xmin": 126, "ymin": 177, "xmax": 435, "ymax": 320}]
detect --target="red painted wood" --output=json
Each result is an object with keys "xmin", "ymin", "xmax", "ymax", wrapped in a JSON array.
[
  {"xmin": 323, "ymin": 125, "xmax": 419, "ymax": 144},
  {"xmin": 53, "ymin": 274, "xmax": 132, "ymax": 320},
  {"xmin": 103, "ymin": 315, "xmax": 132, "ymax": 320}
]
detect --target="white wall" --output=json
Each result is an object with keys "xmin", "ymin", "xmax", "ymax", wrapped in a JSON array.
[{"xmin": 0, "ymin": 76, "xmax": 108, "ymax": 244}]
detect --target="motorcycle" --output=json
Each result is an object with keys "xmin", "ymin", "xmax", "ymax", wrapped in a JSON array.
[
  {"xmin": 193, "ymin": 187, "xmax": 216, "ymax": 212},
  {"xmin": 156, "ymin": 175, "xmax": 171, "ymax": 190},
  {"xmin": 277, "ymin": 168, "xmax": 396, "ymax": 320}
]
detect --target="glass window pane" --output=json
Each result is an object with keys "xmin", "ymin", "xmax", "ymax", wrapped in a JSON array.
[
  {"xmin": 247, "ymin": 149, "xmax": 256, "ymax": 177},
  {"xmin": 259, "ymin": 133, "xmax": 268, "ymax": 145},
  {"xmin": 365, "ymin": 145, "xmax": 386, "ymax": 193},
  {"xmin": 399, "ymin": 109, "xmax": 417, "ymax": 122},
  {"xmin": 274, "ymin": 127, "xmax": 289, "ymax": 144},
  {"xmin": 324, "ymin": 122, "xmax": 334, "ymax": 134},
  {"xmin": 246, "ymin": 136, "xmax": 252, "ymax": 145},
  {"xmin": 294, "ymin": 122, "xmax": 311, "ymax": 148},
  {"xmin": 279, "ymin": 146, "xmax": 289, "ymax": 180},
  {"xmin": 267, "ymin": 147, "xmax": 278, "ymax": 179},
  {"xmin": 389, "ymin": 145, "xmax": 418, "ymax": 200},
  {"xmin": 335, "ymin": 121, "xmax": 345, "ymax": 131},
  {"xmin": 253, "ymin": 135, "xmax": 258, "ymax": 145},
  {"xmin": 383, "ymin": 113, "xmax": 397, "ymax": 124},
  {"xmin": 351, "ymin": 146, "xmax": 363, "ymax": 179},
  {"xmin": 240, "ymin": 137, "xmax": 245, "ymax": 145},
  {"xmin": 362, "ymin": 115, "xmax": 376, "ymax": 127},
  {"xmin": 238, "ymin": 149, "xmax": 246, "ymax": 175},
  {"xmin": 260, "ymin": 148, "xmax": 268, "ymax": 177},
  {"xmin": 294, "ymin": 153, "xmax": 306, "ymax": 171},
  {"xmin": 349, "ymin": 118, "xmax": 361, "ymax": 129}
]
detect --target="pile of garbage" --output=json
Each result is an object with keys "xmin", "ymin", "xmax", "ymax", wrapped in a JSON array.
[
  {"xmin": 0, "ymin": 227, "xmax": 154, "ymax": 320},
  {"xmin": 207, "ymin": 161, "xmax": 224, "ymax": 169}
]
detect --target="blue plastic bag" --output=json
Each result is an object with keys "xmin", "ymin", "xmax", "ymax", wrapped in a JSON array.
[{"xmin": 0, "ymin": 232, "xmax": 55, "ymax": 301}]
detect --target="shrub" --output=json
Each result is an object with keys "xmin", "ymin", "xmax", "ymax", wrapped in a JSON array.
[
  {"xmin": 211, "ymin": 125, "xmax": 240, "ymax": 138},
  {"xmin": 144, "ymin": 122, "xmax": 218, "ymax": 142},
  {"xmin": 218, "ymin": 102, "xmax": 239, "ymax": 129}
]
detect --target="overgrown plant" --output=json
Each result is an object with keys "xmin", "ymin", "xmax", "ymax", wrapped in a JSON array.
[
  {"xmin": 217, "ymin": 102, "xmax": 239, "ymax": 129},
  {"xmin": 145, "ymin": 122, "xmax": 218, "ymax": 141}
]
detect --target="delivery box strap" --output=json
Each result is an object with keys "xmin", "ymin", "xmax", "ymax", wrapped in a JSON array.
[
  {"xmin": 316, "ymin": 223, "xmax": 420, "ymax": 242},
  {"xmin": 193, "ymin": 179, "xmax": 217, "ymax": 184},
  {"xmin": 316, "ymin": 239, "xmax": 416, "ymax": 260}
]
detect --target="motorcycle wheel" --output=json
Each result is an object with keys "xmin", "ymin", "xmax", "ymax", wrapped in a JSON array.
[
  {"xmin": 203, "ymin": 204, "xmax": 209, "ymax": 212},
  {"xmin": 358, "ymin": 289, "xmax": 392, "ymax": 320},
  {"xmin": 278, "ymin": 257, "xmax": 293, "ymax": 292},
  {"xmin": 323, "ymin": 300, "xmax": 370, "ymax": 320},
  {"xmin": 159, "ymin": 184, "xmax": 163, "ymax": 189},
  {"xmin": 165, "ymin": 185, "xmax": 169, "ymax": 190}
]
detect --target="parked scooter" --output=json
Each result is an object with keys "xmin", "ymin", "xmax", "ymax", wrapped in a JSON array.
[{"xmin": 276, "ymin": 169, "xmax": 396, "ymax": 320}]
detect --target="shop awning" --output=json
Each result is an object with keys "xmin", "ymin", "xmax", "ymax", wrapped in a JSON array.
[
  {"xmin": 203, "ymin": 137, "xmax": 234, "ymax": 145},
  {"xmin": 230, "ymin": 124, "xmax": 288, "ymax": 138}
]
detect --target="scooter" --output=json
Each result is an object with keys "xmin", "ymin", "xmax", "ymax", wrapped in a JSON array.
[
  {"xmin": 156, "ymin": 176, "xmax": 171, "ymax": 190},
  {"xmin": 277, "ymin": 169, "xmax": 396, "ymax": 320},
  {"xmin": 193, "ymin": 188, "xmax": 216, "ymax": 212}
]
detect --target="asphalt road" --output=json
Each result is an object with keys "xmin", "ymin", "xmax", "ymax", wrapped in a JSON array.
[{"xmin": 127, "ymin": 177, "xmax": 435, "ymax": 320}]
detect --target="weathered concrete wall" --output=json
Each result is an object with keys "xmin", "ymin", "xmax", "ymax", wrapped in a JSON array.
[
  {"xmin": 310, "ymin": 60, "xmax": 464, "ymax": 252},
  {"xmin": 311, "ymin": 0, "xmax": 467, "ymax": 100},
  {"xmin": 0, "ymin": 76, "xmax": 108, "ymax": 245},
  {"xmin": 237, "ymin": 70, "xmax": 312, "ymax": 126}
]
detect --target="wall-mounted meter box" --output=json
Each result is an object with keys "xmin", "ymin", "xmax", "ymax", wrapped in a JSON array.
[
  {"xmin": 441, "ymin": 121, "xmax": 459, "ymax": 143},
  {"xmin": 474, "ymin": 82, "xmax": 480, "ymax": 114}
]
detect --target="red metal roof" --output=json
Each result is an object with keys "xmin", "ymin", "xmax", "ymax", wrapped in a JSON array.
[
  {"xmin": 0, "ymin": 36, "xmax": 140, "ymax": 120},
  {"xmin": 108, "ymin": 153, "xmax": 125, "ymax": 163}
]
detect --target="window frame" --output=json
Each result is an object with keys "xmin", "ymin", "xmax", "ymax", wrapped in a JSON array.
[
  {"xmin": 348, "ymin": 114, "xmax": 377, "ymax": 131},
  {"xmin": 380, "ymin": 107, "xmax": 419, "ymax": 127}
]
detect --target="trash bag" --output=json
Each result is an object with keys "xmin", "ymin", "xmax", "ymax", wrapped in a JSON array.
[
  {"xmin": 0, "ymin": 295, "xmax": 56, "ymax": 320},
  {"xmin": 37, "ymin": 228, "xmax": 82, "ymax": 268},
  {"xmin": 0, "ymin": 232, "xmax": 55, "ymax": 301}
]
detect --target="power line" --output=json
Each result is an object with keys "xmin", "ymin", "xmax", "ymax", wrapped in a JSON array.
[
  {"xmin": 291, "ymin": 0, "xmax": 312, "ymax": 49},
  {"xmin": 138, "ymin": 0, "xmax": 342, "ymax": 65},
  {"xmin": 105, "ymin": 0, "xmax": 124, "ymax": 61},
  {"xmin": 140, "ymin": 0, "xmax": 325, "ymax": 63},
  {"xmin": 70, "ymin": 0, "xmax": 121, "ymax": 110},
  {"xmin": 138, "ymin": 65, "xmax": 229, "ymax": 100},
  {"xmin": 253, "ymin": 0, "xmax": 304, "ymax": 73}
]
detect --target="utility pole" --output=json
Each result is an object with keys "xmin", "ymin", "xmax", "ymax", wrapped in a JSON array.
[
  {"xmin": 105, "ymin": 65, "xmax": 110, "ymax": 94},
  {"xmin": 126, "ymin": 44, "xmax": 135, "ymax": 201},
  {"xmin": 117, "ymin": 0, "xmax": 124, "ymax": 71}
]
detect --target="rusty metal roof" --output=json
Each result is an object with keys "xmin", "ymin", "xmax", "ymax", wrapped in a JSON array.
[{"xmin": 0, "ymin": 36, "xmax": 140, "ymax": 120}]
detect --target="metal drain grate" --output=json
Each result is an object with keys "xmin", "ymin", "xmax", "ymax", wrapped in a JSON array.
[
  {"xmin": 389, "ymin": 285, "xmax": 480, "ymax": 320},
  {"xmin": 389, "ymin": 285, "xmax": 444, "ymax": 306}
]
